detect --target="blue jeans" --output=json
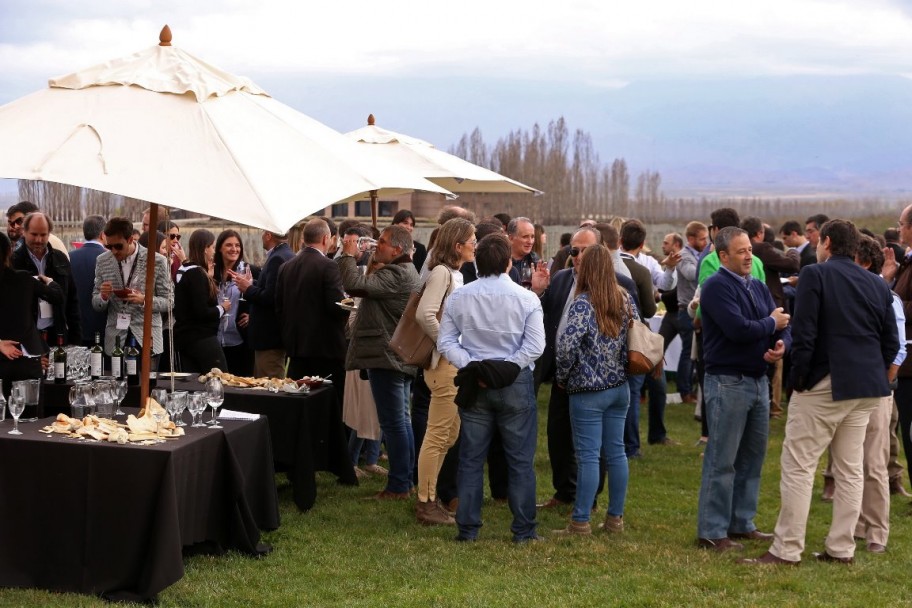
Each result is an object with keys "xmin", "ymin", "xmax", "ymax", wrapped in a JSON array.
[
  {"xmin": 697, "ymin": 373, "xmax": 770, "ymax": 539},
  {"xmin": 455, "ymin": 368, "xmax": 538, "ymax": 541},
  {"xmin": 624, "ymin": 374, "xmax": 645, "ymax": 456},
  {"xmin": 368, "ymin": 369, "xmax": 414, "ymax": 494},
  {"xmin": 569, "ymin": 385, "xmax": 630, "ymax": 522},
  {"xmin": 348, "ymin": 433, "xmax": 381, "ymax": 467},
  {"xmin": 675, "ymin": 310, "xmax": 694, "ymax": 396}
]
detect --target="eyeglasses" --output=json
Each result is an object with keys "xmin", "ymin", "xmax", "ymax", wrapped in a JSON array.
[
  {"xmin": 169, "ymin": 234, "xmax": 181, "ymax": 241},
  {"xmin": 105, "ymin": 243, "xmax": 125, "ymax": 251},
  {"xmin": 459, "ymin": 239, "xmax": 477, "ymax": 247},
  {"xmin": 569, "ymin": 246, "xmax": 588, "ymax": 257},
  {"xmin": 7, "ymin": 217, "xmax": 23, "ymax": 227}
]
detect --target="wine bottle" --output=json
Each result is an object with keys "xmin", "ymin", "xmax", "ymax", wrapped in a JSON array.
[
  {"xmin": 54, "ymin": 334, "xmax": 67, "ymax": 384},
  {"xmin": 125, "ymin": 334, "xmax": 139, "ymax": 386},
  {"xmin": 90, "ymin": 332, "xmax": 104, "ymax": 380},
  {"xmin": 111, "ymin": 335, "xmax": 124, "ymax": 379}
]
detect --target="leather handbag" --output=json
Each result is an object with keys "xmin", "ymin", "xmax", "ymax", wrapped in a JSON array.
[
  {"xmin": 625, "ymin": 299, "xmax": 665, "ymax": 375},
  {"xmin": 390, "ymin": 269, "xmax": 451, "ymax": 369}
]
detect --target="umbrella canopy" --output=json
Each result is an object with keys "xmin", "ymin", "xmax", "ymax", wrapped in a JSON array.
[
  {"xmin": 0, "ymin": 29, "xmax": 451, "ymax": 233},
  {"xmin": 346, "ymin": 115, "xmax": 542, "ymax": 196}
]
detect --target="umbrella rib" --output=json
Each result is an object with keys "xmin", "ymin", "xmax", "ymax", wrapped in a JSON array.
[{"xmin": 34, "ymin": 123, "xmax": 108, "ymax": 175}]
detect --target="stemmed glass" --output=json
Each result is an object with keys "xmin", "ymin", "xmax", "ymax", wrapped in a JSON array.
[
  {"xmin": 205, "ymin": 377, "xmax": 224, "ymax": 428},
  {"xmin": 7, "ymin": 393, "xmax": 24, "ymax": 435},
  {"xmin": 115, "ymin": 378, "xmax": 128, "ymax": 416},
  {"xmin": 189, "ymin": 392, "xmax": 207, "ymax": 427}
]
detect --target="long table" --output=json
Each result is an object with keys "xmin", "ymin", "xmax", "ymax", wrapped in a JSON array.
[
  {"xmin": 43, "ymin": 378, "xmax": 358, "ymax": 511},
  {"xmin": 0, "ymin": 411, "xmax": 279, "ymax": 602}
]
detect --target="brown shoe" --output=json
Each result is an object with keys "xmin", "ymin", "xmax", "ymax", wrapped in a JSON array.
[
  {"xmin": 730, "ymin": 530, "xmax": 774, "ymax": 541},
  {"xmin": 738, "ymin": 550, "xmax": 800, "ymax": 566},
  {"xmin": 354, "ymin": 466, "xmax": 368, "ymax": 480},
  {"xmin": 444, "ymin": 497, "xmax": 459, "ymax": 515},
  {"xmin": 866, "ymin": 542, "xmax": 886, "ymax": 554},
  {"xmin": 364, "ymin": 489, "xmax": 410, "ymax": 501},
  {"xmin": 363, "ymin": 464, "xmax": 389, "ymax": 476},
  {"xmin": 536, "ymin": 497, "xmax": 569, "ymax": 509},
  {"xmin": 552, "ymin": 520, "xmax": 592, "ymax": 536},
  {"xmin": 813, "ymin": 550, "xmax": 853, "ymax": 564},
  {"xmin": 821, "ymin": 477, "xmax": 835, "ymax": 503},
  {"xmin": 890, "ymin": 477, "xmax": 912, "ymax": 497},
  {"xmin": 416, "ymin": 500, "xmax": 456, "ymax": 525},
  {"xmin": 682, "ymin": 393, "xmax": 697, "ymax": 404},
  {"xmin": 599, "ymin": 514, "xmax": 624, "ymax": 534},
  {"xmin": 697, "ymin": 537, "xmax": 743, "ymax": 553}
]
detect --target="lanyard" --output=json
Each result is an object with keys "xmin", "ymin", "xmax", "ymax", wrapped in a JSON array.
[{"xmin": 122, "ymin": 250, "xmax": 140, "ymax": 289}]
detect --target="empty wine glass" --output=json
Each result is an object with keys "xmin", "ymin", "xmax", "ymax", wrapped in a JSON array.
[
  {"xmin": 115, "ymin": 377, "xmax": 128, "ymax": 415},
  {"xmin": 7, "ymin": 393, "xmax": 24, "ymax": 435},
  {"xmin": 170, "ymin": 390, "xmax": 187, "ymax": 427},
  {"xmin": 205, "ymin": 376, "xmax": 224, "ymax": 428},
  {"xmin": 189, "ymin": 392, "xmax": 206, "ymax": 427}
]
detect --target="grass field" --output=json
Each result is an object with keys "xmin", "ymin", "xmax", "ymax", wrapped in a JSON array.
[{"xmin": 4, "ymin": 384, "xmax": 912, "ymax": 607}]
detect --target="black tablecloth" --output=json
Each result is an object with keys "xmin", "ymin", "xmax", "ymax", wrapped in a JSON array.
[
  {"xmin": 43, "ymin": 379, "xmax": 357, "ymax": 511},
  {"xmin": 0, "ymin": 410, "xmax": 279, "ymax": 602}
]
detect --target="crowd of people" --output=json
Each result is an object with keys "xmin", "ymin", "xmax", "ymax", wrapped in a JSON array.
[{"xmin": 1, "ymin": 199, "xmax": 910, "ymax": 558}]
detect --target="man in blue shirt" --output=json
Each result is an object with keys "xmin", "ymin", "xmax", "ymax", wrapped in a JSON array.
[
  {"xmin": 696, "ymin": 227, "xmax": 790, "ymax": 553},
  {"xmin": 438, "ymin": 233, "xmax": 545, "ymax": 543}
]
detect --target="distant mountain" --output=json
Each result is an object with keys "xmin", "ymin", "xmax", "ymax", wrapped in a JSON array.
[{"xmin": 257, "ymin": 73, "xmax": 912, "ymax": 199}]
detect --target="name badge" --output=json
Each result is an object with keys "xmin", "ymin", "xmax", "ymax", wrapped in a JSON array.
[
  {"xmin": 38, "ymin": 299, "xmax": 53, "ymax": 319},
  {"xmin": 116, "ymin": 313, "xmax": 131, "ymax": 330}
]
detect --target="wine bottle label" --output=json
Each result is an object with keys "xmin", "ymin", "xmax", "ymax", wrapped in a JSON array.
[
  {"xmin": 126, "ymin": 359, "xmax": 137, "ymax": 375},
  {"xmin": 112, "ymin": 356, "xmax": 122, "ymax": 376},
  {"xmin": 55, "ymin": 361, "xmax": 66, "ymax": 379},
  {"xmin": 90, "ymin": 353, "xmax": 102, "ymax": 377}
]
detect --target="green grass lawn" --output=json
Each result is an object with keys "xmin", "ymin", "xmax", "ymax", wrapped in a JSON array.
[{"xmin": 4, "ymin": 384, "xmax": 912, "ymax": 607}]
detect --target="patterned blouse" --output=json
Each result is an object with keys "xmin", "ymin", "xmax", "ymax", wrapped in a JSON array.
[{"xmin": 555, "ymin": 292, "xmax": 634, "ymax": 394}]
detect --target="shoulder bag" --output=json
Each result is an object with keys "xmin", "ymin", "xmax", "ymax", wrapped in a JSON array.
[
  {"xmin": 625, "ymin": 297, "xmax": 665, "ymax": 375},
  {"xmin": 390, "ymin": 268, "xmax": 452, "ymax": 369}
]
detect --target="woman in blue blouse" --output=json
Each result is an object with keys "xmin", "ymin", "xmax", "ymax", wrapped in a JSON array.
[{"xmin": 555, "ymin": 244, "xmax": 635, "ymax": 535}]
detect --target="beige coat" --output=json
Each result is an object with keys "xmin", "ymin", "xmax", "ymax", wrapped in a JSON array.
[{"xmin": 416, "ymin": 264, "xmax": 458, "ymax": 370}]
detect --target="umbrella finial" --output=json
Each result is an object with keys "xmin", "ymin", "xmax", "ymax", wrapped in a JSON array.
[
  {"xmin": 367, "ymin": 114, "xmax": 375, "ymax": 126},
  {"xmin": 159, "ymin": 25, "xmax": 173, "ymax": 46}
]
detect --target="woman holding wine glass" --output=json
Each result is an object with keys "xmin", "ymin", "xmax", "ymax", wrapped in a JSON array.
[
  {"xmin": 213, "ymin": 230, "xmax": 256, "ymax": 376},
  {"xmin": 173, "ymin": 230, "xmax": 229, "ymax": 373}
]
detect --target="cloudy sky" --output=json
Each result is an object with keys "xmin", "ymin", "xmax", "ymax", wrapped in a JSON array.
[{"xmin": 2, "ymin": 0, "xmax": 912, "ymax": 196}]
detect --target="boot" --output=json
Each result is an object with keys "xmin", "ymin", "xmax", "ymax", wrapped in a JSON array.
[
  {"xmin": 890, "ymin": 476, "xmax": 912, "ymax": 498},
  {"xmin": 821, "ymin": 476, "xmax": 835, "ymax": 502},
  {"xmin": 416, "ymin": 500, "xmax": 455, "ymax": 526},
  {"xmin": 552, "ymin": 520, "xmax": 592, "ymax": 536},
  {"xmin": 600, "ymin": 514, "xmax": 624, "ymax": 534}
]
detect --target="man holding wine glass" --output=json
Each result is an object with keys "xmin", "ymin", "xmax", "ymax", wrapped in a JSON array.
[{"xmin": 506, "ymin": 217, "xmax": 549, "ymax": 295}]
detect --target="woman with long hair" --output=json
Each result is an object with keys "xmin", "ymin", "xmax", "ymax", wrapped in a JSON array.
[
  {"xmin": 157, "ymin": 220, "xmax": 187, "ymax": 280},
  {"xmin": 0, "ymin": 232, "xmax": 62, "ymax": 396},
  {"xmin": 532, "ymin": 223, "xmax": 547, "ymax": 260},
  {"xmin": 554, "ymin": 244, "xmax": 635, "ymax": 535},
  {"xmin": 213, "ymin": 229, "xmax": 255, "ymax": 376},
  {"xmin": 173, "ymin": 229, "xmax": 229, "ymax": 373},
  {"xmin": 414, "ymin": 217, "xmax": 476, "ymax": 525}
]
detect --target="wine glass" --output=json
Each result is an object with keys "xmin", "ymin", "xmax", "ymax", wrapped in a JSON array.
[
  {"xmin": 520, "ymin": 264, "xmax": 533, "ymax": 289},
  {"xmin": 7, "ymin": 394, "xmax": 24, "ymax": 435},
  {"xmin": 68, "ymin": 385, "xmax": 84, "ymax": 419},
  {"xmin": 115, "ymin": 377, "xmax": 128, "ymax": 416},
  {"xmin": 189, "ymin": 392, "xmax": 207, "ymax": 427},
  {"xmin": 205, "ymin": 376, "xmax": 224, "ymax": 428}
]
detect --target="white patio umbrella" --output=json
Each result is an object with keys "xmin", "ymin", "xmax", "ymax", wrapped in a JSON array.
[
  {"xmin": 0, "ymin": 26, "xmax": 452, "ymax": 406},
  {"xmin": 346, "ymin": 114, "xmax": 542, "ymax": 197}
]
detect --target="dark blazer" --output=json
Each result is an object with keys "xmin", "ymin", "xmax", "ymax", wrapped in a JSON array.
[
  {"xmin": 276, "ymin": 247, "xmax": 349, "ymax": 361},
  {"xmin": 0, "ymin": 268, "xmax": 64, "ymax": 355},
  {"xmin": 539, "ymin": 267, "xmax": 640, "ymax": 382},
  {"xmin": 69, "ymin": 242, "xmax": 108, "ymax": 343},
  {"xmin": 799, "ymin": 243, "xmax": 817, "ymax": 268},
  {"xmin": 244, "ymin": 242, "xmax": 294, "ymax": 351},
  {"xmin": 13, "ymin": 242, "xmax": 81, "ymax": 344},
  {"xmin": 790, "ymin": 256, "xmax": 898, "ymax": 400},
  {"xmin": 173, "ymin": 266, "xmax": 221, "ymax": 349},
  {"xmin": 752, "ymin": 240, "xmax": 800, "ymax": 310}
]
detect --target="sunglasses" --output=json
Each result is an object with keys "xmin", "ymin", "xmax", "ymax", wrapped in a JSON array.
[
  {"xmin": 105, "ymin": 243, "xmax": 125, "ymax": 251},
  {"xmin": 569, "ymin": 246, "xmax": 588, "ymax": 257},
  {"xmin": 169, "ymin": 234, "xmax": 181, "ymax": 241},
  {"xmin": 7, "ymin": 217, "xmax": 23, "ymax": 227}
]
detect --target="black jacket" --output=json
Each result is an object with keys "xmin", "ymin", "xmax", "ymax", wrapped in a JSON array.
[
  {"xmin": 0, "ymin": 268, "xmax": 64, "ymax": 355},
  {"xmin": 173, "ymin": 266, "xmax": 221, "ymax": 349},
  {"xmin": 455, "ymin": 360, "xmax": 522, "ymax": 409},
  {"xmin": 12, "ymin": 242, "xmax": 81, "ymax": 344},
  {"xmin": 245, "ymin": 242, "xmax": 294, "ymax": 351}
]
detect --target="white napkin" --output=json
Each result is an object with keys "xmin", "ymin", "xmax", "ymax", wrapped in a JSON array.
[{"xmin": 217, "ymin": 409, "xmax": 260, "ymax": 421}]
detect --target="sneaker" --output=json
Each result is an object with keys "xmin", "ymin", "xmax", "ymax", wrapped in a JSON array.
[
  {"xmin": 354, "ymin": 466, "xmax": 368, "ymax": 480},
  {"xmin": 363, "ymin": 464, "xmax": 389, "ymax": 476},
  {"xmin": 416, "ymin": 500, "xmax": 456, "ymax": 525},
  {"xmin": 552, "ymin": 520, "xmax": 592, "ymax": 536},
  {"xmin": 599, "ymin": 514, "xmax": 624, "ymax": 534}
]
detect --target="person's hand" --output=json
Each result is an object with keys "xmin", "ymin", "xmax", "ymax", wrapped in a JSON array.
[
  {"xmin": 100, "ymin": 280, "xmax": 113, "ymax": 301},
  {"xmin": 787, "ymin": 275, "xmax": 799, "ymax": 287},
  {"xmin": 124, "ymin": 290, "xmax": 145, "ymax": 305},
  {"xmin": 770, "ymin": 307, "xmax": 790, "ymax": 330},
  {"xmin": 237, "ymin": 313, "xmax": 250, "ymax": 328},
  {"xmin": 170, "ymin": 239, "xmax": 187, "ymax": 263},
  {"xmin": 37, "ymin": 274, "xmax": 53, "ymax": 285},
  {"xmin": 882, "ymin": 246, "xmax": 898, "ymax": 283},
  {"xmin": 763, "ymin": 339, "xmax": 786, "ymax": 363},
  {"xmin": 661, "ymin": 251, "xmax": 681, "ymax": 269},
  {"xmin": 227, "ymin": 269, "xmax": 253, "ymax": 293},
  {"xmin": 40, "ymin": 355, "xmax": 49, "ymax": 372},
  {"xmin": 341, "ymin": 236, "xmax": 360, "ymax": 257},
  {"xmin": 221, "ymin": 298, "xmax": 232, "ymax": 313},
  {"xmin": 888, "ymin": 363, "xmax": 900, "ymax": 384},
  {"xmin": 0, "ymin": 340, "xmax": 22, "ymax": 360},
  {"xmin": 531, "ymin": 261, "xmax": 550, "ymax": 295}
]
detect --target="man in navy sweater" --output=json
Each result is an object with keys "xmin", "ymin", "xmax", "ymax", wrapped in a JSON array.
[{"xmin": 696, "ymin": 227, "xmax": 791, "ymax": 552}]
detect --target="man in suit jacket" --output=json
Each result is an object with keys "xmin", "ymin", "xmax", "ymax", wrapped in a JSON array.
[
  {"xmin": 13, "ymin": 212, "xmax": 81, "ymax": 345},
  {"xmin": 231, "ymin": 230, "xmax": 294, "ymax": 378},
  {"xmin": 743, "ymin": 219, "xmax": 899, "ymax": 566},
  {"xmin": 69, "ymin": 215, "xmax": 108, "ymax": 346},
  {"xmin": 538, "ymin": 227, "xmax": 642, "ymax": 509},
  {"xmin": 91, "ymin": 217, "xmax": 172, "ymax": 361},
  {"xmin": 276, "ymin": 219, "xmax": 349, "ymax": 395}
]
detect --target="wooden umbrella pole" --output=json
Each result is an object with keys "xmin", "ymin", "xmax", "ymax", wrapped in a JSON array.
[
  {"xmin": 370, "ymin": 189, "xmax": 378, "ymax": 230},
  {"xmin": 139, "ymin": 203, "xmax": 159, "ymax": 409}
]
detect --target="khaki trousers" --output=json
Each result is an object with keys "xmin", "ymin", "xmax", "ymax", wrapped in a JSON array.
[
  {"xmin": 770, "ymin": 358, "xmax": 784, "ymax": 417},
  {"xmin": 888, "ymin": 399, "xmax": 904, "ymax": 481},
  {"xmin": 854, "ymin": 394, "xmax": 892, "ymax": 546},
  {"xmin": 770, "ymin": 376, "xmax": 879, "ymax": 562},
  {"xmin": 416, "ymin": 356, "xmax": 460, "ymax": 502},
  {"xmin": 254, "ymin": 349, "xmax": 287, "ymax": 379}
]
